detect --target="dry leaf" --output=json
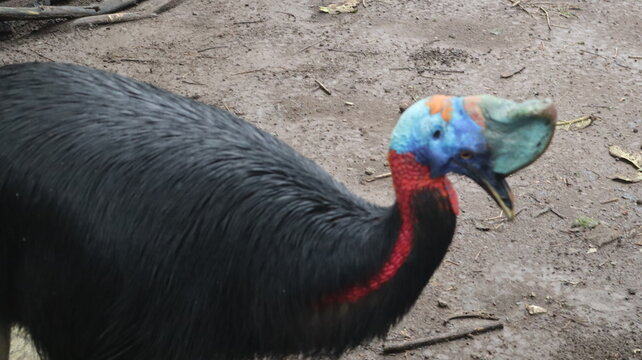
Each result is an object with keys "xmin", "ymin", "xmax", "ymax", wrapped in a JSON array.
[
  {"xmin": 612, "ymin": 172, "xmax": 642, "ymax": 183},
  {"xmin": 556, "ymin": 115, "xmax": 594, "ymax": 130},
  {"xmin": 609, "ymin": 145, "xmax": 642, "ymax": 170},
  {"xmin": 319, "ymin": 0, "xmax": 360, "ymax": 14},
  {"xmin": 526, "ymin": 304, "xmax": 547, "ymax": 315}
]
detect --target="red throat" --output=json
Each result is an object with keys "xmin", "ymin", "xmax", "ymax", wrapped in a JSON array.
[{"xmin": 322, "ymin": 151, "xmax": 459, "ymax": 304}]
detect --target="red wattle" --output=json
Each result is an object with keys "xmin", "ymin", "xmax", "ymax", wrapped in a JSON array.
[{"xmin": 322, "ymin": 151, "xmax": 458, "ymax": 304}]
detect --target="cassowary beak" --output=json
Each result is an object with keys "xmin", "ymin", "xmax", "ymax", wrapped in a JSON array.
[
  {"xmin": 454, "ymin": 160, "xmax": 515, "ymax": 219},
  {"xmin": 465, "ymin": 95, "xmax": 557, "ymax": 219},
  {"xmin": 473, "ymin": 171, "xmax": 515, "ymax": 220}
]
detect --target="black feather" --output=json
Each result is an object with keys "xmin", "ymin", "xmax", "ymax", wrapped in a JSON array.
[{"xmin": 0, "ymin": 62, "xmax": 456, "ymax": 360}]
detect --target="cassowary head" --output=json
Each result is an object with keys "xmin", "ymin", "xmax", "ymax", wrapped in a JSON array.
[{"xmin": 390, "ymin": 95, "xmax": 556, "ymax": 218}]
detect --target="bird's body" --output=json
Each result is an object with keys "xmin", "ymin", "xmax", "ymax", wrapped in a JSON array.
[{"xmin": 0, "ymin": 63, "xmax": 555, "ymax": 360}]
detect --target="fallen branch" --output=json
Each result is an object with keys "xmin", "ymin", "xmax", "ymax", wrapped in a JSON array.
[
  {"xmin": 0, "ymin": 5, "xmax": 98, "ymax": 20},
  {"xmin": 383, "ymin": 322, "xmax": 504, "ymax": 354},
  {"xmin": 66, "ymin": 11, "xmax": 155, "ymax": 27},
  {"xmin": 61, "ymin": 0, "xmax": 184, "ymax": 28},
  {"xmin": 0, "ymin": 0, "xmax": 144, "ymax": 20}
]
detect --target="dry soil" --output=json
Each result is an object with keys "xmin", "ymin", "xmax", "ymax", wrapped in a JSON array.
[{"xmin": 1, "ymin": 0, "xmax": 641, "ymax": 359}]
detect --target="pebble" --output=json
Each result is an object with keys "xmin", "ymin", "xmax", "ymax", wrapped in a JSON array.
[
  {"xmin": 628, "ymin": 288, "xmax": 636, "ymax": 295},
  {"xmin": 364, "ymin": 167, "xmax": 376, "ymax": 175},
  {"xmin": 437, "ymin": 299, "xmax": 449, "ymax": 308}
]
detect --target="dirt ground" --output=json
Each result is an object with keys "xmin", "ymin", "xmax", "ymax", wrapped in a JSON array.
[{"xmin": 1, "ymin": 0, "xmax": 641, "ymax": 359}]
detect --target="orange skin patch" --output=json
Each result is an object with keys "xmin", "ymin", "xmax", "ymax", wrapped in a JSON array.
[
  {"xmin": 463, "ymin": 96, "xmax": 486, "ymax": 128},
  {"xmin": 426, "ymin": 95, "xmax": 453, "ymax": 122}
]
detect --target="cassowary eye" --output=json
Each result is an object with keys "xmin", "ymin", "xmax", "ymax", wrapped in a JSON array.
[
  {"xmin": 459, "ymin": 150, "xmax": 474, "ymax": 160},
  {"xmin": 432, "ymin": 130, "xmax": 442, "ymax": 139}
]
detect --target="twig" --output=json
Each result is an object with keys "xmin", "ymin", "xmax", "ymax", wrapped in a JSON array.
[
  {"xmin": 629, "ymin": 55, "xmax": 642, "ymax": 60},
  {"xmin": 197, "ymin": 45, "xmax": 227, "ymax": 53},
  {"xmin": 556, "ymin": 115, "xmax": 595, "ymax": 128},
  {"xmin": 580, "ymin": 49, "xmax": 609, "ymax": 60},
  {"xmin": 539, "ymin": 7, "xmax": 552, "ymax": 31},
  {"xmin": 600, "ymin": 198, "xmax": 618, "ymax": 204},
  {"xmin": 390, "ymin": 67, "xmax": 465, "ymax": 74},
  {"xmin": 534, "ymin": 207, "xmax": 550, "ymax": 218},
  {"xmin": 104, "ymin": 57, "xmax": 154, "ymax": 63},
  {"xmin": 508, "ymin": 0, "xmax": 534, "ymax": 18},
  {"xmin": 383, "ymin": 322, "xmax": 504, "ymax": 354},
  {"xmin": 365, "ymin": 172, "xmax": 392, "ymax": 182},
  {"xmin": 182, "ymin": 80, "xmax": 205, "ymax": 86},
  {"xmin": 275, "ymin": 11, "xmax": 296, "ymax": 20},
  {"xmin": 421, "ymin": 68, "xmax": 465, "ymax": 74},
  {"xmin": 474, "ymin": 250, "xmax": 482, "ymax": 261},
  {"xmin": 559, "ymin": 314, "xmax": 589, "ymax": 327},
  {"xmin": 613, "ymin": 61, "xmax": 632, "ymax": 69},
  {"xmin": 528, "ymin": 194, "xmax": 542, "ymax": 203},
  {"xmin": 550, "ymin": 208, "xmax": 565, "ymax": 219},
  {"xmin": 233, "ymin": 19, "xmax": 264, "ymax": 25},
  {"xmin": 230, "ymin": 68, "xmax": 266, "ymax": 76},
  {"xmin": 314, "ymin": 79, "xmax": 332, "ymax": 95},
  {"xmin": 297, "ymin": 38, "xmax": 325, "ymax": 53},
  {"xmin": 444, "ymin": 311, "xmax": 499, "ymax": 325},
  {"xmin": 500, "ymin": 66, "xmax": 526, "ymax": 79},
  {"xmin": 30, "ymin": 49, "xmax": 55, "ymax": 62},
  {"xmin": 445, "ymin": 259, "xmax": 460, "ymax": 266}
]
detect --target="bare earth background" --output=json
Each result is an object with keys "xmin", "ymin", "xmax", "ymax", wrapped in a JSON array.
[{"xmin": 1, "ymin": 0, "xmax": 641, "ymax": 359}]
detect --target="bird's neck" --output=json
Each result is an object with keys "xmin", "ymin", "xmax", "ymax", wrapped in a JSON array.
[{"xmin": 323, "ymin": 150, "xmax": 458, "ymax": 304}]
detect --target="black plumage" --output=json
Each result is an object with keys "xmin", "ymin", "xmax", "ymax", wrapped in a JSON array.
[{"xmin": 0, "ymin": 63, "xmax": 455, "ymax": 360}]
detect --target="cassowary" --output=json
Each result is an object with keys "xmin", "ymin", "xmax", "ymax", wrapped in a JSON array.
[{"xmin": 0, "ymin": 62, "xmax": 555, "ymax": 360}]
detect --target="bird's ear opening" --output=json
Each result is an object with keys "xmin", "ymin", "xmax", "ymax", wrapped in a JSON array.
[{"xmin": 475, "ymin": 95, "xmax": 556, "ymax": 175}]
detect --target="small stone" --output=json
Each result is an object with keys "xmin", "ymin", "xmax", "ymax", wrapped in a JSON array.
[
  {"xmin": 437, "ymin": 299, "xmax": 449, "ymax": 308},
  {"xmin": 628, "ymin": 288, "xmax": 636, "ymax": 295},
  {"xmin": 399, "ymin": 103, "xmax": 410, "ymax": 113},
  {"xmin": 526, "ymin": 304, "xmax": 547, "ymax": 315},
  {"xmin": 364, "ymin": 167, "xmax": 376, "ymax": 175},
  {"xmin": 383, "ymin": 160, "xmax": 389, "ymax": 167},
  {"xmin": 587, "ymin": 248, "xmax": 597, "ymax": 254},
  {"xmin": 530, "ymin": 292, "xmax": 536, "ymax": 298},
  {"xmin": 585, "ymin": 225, "xmax": 623, "ymax": 248}
]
